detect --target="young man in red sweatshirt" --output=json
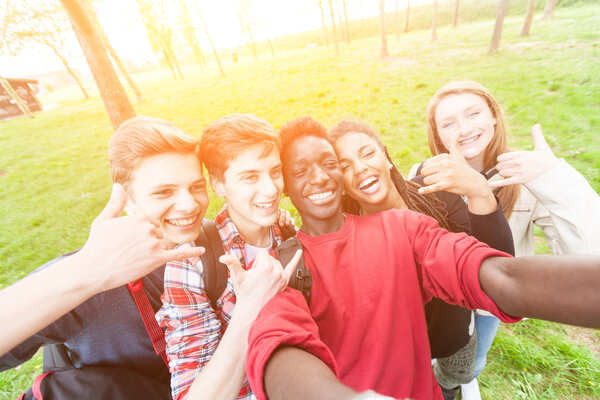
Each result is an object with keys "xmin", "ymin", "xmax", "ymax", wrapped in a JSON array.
[{"xmin": 245, "ymin": 116, "xmax": 600, "ymax": 400}]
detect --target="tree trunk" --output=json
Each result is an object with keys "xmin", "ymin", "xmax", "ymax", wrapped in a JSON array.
[
  {"xmin": 82, "ymin": 0, "xmax": 142, "ymax": 102},
  {"xmin": 379, "ymin": 0, "xmax": 389, "ymax": 57},
  {"xmin": 404, "ymin": 0, "xmax": 410, "ymax": 33},
  {"xmin": 327, "ymin": 0, "xmax": 339, "ymax": 56},
  {"xmin": 520, "ymin": 0, "xmax": 536, "ymax": 37},
  {"xmin": 248, "ymin": 30, "xmax": 258, "ymax": 60},
  {"xmin": 268, "ymin": 37, "xmax": 275, "ymax": 59},
  {"xmin": 60, "ymin": 0, "xmax": 135, "ymax": 129},
  {"xmin": 194, "ymin": 4, "xmax": 224, "ymax": 77},
  {"xmin": 335, "ymin": 0, "xmax": 345, "ymax": 42},
  {"xmin": 395, "ymin": 0, "xmax": 400, "ymax": 40},
  {"xmin": 542, "ymin": 0, "xmax": 556, "ymax": 19},
  {"xmin": 178, "ymin": 0, "xmax": 206, "ymax": 70},
  {"xmin": 453, "ymin": 0, "xmax": 459, "ymax": 28},
  {"xmin": 318, "ymin": 0, "xmax": 328, "ymax": 46},
  {"xmin": 341, "ymin": 0, "xmax": 350, "ymax": 44},
  {"xmin": 488, "ymin": 0, "xmax": 508, "ymax": 54},
  {"xmin": 53, "ymin": 48, "xmax": 89, "ymax": 99},
  {"xmin": 431, "ymin": 0, "xmax": 438, "ymax": 42},
  {"xmin": 0, "ymin": 77, "xmax": 33, "ymax": 118}
]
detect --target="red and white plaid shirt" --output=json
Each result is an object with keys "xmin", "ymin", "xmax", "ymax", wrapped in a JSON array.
[{"xmin": 157, "ymin": 206, "xmax": 283, "ymax": 400}]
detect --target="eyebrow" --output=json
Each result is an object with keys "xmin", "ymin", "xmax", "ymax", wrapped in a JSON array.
[{"xmin": 338, "ymin": 144, "xmax": 372, "ymax": 163}]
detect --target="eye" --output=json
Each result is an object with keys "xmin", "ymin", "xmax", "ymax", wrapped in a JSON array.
[
  {"xmin": 153, "ymin": 189, "xmax": 173, "ymax": 198},
  {"xmin": 363, "ymin": 150, "xmax": 374, "ymax": 159},
  {"xmin": 191, "ymin": 182, "xmax": 206, "ymax": 192},
  {"xmin": 293, "ymin": 168, "xmax": 306, "ymax": 177},
  {"xmin": 340, "ymin": 163, "xmax": 350, "ymax": 172},
  {"xmin": 271, "ymin": 168, "xmax": 282, "ymax": 179},
  {"xmin": 243, "ymin": 174, "xmax": 258, "ymax": 182},
  {"xmin": 468, "ymin": 111, "xmax": 480, "ymax": 118},
  {"xmin": 441, "ymin": 121, "xmax": 454, "ymax": 129},
  {"xmin": 323, "ymin": 159, "xmax": 338, "ymax": 168}
]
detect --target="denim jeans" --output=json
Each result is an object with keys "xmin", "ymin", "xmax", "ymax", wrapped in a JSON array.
[{"xmin": 473, "ymin": 313, "xmax": 500, "ymax": 377}]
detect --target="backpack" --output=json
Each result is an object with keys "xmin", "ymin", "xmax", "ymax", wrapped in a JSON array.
[{"xmin": 22, "ymin": 222, "xmax": 309, "ymax": 400}]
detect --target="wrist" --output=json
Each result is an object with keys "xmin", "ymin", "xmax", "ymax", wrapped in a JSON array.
[{"xmin": 467, "ymin": 191, "xmax": 497, "ymax": 215}]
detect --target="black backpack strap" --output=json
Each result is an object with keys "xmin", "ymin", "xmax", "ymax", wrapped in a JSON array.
[
  {"xmin": 276, "ymin": 237, "xmax": 311, "ymax": 305},
  {"xmin": 196, "ymin": 221, "xmax": 227, "ymax": 310}
]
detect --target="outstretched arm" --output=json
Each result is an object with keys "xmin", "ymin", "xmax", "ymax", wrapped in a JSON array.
[
  {"xmin": 0, "ymin": 184, "xmax": 205, "ymax": 356},
  {"xmin": 479, "ymin": 255, "xmax": 600, "ymax": 329}
]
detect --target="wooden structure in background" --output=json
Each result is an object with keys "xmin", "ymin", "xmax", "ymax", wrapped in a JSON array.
[{"xmin": 0, "ymin": 78, "xmax": 41, "ymax": 121}]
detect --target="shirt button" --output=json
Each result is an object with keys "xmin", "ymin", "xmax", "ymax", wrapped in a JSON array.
[
  {"xmin": 239, "ymin": 257, "xmax": 246, "ymax": 265},
  {"xmin": 234, "ymin": 236, "xmax": 242, "ymax": 244}
]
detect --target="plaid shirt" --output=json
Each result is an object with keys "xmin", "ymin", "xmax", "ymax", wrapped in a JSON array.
[{"xmin": 156, "ymin": 206, "xmax": 283, "ymax": 400}]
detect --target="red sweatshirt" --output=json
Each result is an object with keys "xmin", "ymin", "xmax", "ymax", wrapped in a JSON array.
[{"xmin": 247, "ymin": 210, "xmax": 520, "ymax": 399}]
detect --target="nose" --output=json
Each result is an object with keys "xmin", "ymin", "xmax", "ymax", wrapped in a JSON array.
[
  {"xmin": 353, "ymin": 159, "xmax": 368, "ymax": 175},
  {"xmin": 174, "ymin": 190, "xmax": 198, "ymax": 212},
  {"xmin": 309, "ymin": 166, "xmax": 328, "ymax": 186},
  {"xmin": 258, "ymin": 175, "xmax": 278, "ymax": 198},
  {"xmin": 457, "ymin": 118, "xmax": 474, "ymax": 136}
]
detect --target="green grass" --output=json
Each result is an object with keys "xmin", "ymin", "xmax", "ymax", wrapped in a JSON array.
[{"xmin": 1, "ymin": 1, "xmax": 599, "ymax": 398}]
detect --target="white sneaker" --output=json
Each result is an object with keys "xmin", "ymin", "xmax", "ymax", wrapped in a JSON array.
[{"xmin": 460, "ymin": 378, "xmax": 482, "ymax": 400}]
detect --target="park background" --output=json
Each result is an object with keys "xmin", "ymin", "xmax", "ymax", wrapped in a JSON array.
[{"xmin": 1, "ymin": 0, "xmax": 599, "ymax": 398}]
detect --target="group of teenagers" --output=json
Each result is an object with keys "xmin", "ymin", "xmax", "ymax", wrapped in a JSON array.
[{"xmin": 2, "ymin": 80, "xmax": 600, "ymax": 400}]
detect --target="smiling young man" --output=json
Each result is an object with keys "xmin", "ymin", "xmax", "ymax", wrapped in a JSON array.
[
  {"xmin": 1, "ymin": 116, "xmax": 209, "ymax": 399},
  {"xmin": 244, "ymin": 116, "xmax": 600, "ymax": 400},
  {"xmin": 157, "ymin": 114, "xmax": 294, "ymax": 400}
]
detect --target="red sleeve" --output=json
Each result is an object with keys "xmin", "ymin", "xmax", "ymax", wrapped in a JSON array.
[
  {"xmin": 246, "ymin": 288, "xmax": 338, "ymax": 400},
  {"xmin": 401, "ymin": 210, "xmax": 521, "ymax": 323}
]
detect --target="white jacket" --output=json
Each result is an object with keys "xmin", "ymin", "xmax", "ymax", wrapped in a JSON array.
[{"xmin": 408, "ymin": 159, "xmax": 600, "ymax": 257}]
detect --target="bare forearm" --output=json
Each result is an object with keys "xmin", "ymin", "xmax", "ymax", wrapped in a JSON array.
[
  {"xmin": 265, "ymin": 346, "xmax": 357, "ymax": 400},
  {"xmin": 0, "ymin": 253, "xmax": 99, "ymax": 355},
  {"xmin": 479, "ymin": 255, "xmax": 600, "ymax": 328}
]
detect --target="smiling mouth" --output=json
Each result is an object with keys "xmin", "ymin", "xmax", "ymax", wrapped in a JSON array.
[
  {"xmin": 459, "ymin": 134, "xmax": 481, "ymax": 145},
  {"xmin": 254, "ymin": 201, "xmax": 276, "ymax": 209},
  {"xmin": 308, "ymin": 190, "xmax": 334, "ymax": 201},
  {"xmin": 166, "ymin": 215, "xmax": 199, "ymax": 227},
  {"xmin": 358, "ymin": 176, "xmax": 379, "ymax": 192}
]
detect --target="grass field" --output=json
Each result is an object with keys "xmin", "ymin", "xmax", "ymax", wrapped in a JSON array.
[{"xmin": 1, "ymin": 0, "xmax": 599, "ymax": 398}]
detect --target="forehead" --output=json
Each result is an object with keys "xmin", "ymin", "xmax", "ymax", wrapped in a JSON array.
[
  {"xmin": 435, "ymin": 92, "xmax": 489, "ymax": 120},
  {"xmin": 130, "ymin": 152, "xmax": 204, "ymax": 188},
  {"xmin": 334, "ymin": 131, "xmax": 377, "ymax": 155},
  {"xmin": 225, "ymin": 144, "xmax": 281, "ymax": 174},
  {"xmin": 286, "ymin": 135, "xmax": 335, "ymax": 165}
]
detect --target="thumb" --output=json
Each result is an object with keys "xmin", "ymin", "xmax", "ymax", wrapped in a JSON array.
[
  {"xmin": 96, "ymin": 183, "xmax": 127, "ymax": 222},
  {"xmin": 219, "ymin": 254, "xmax": 244, "ymax": 282},
  {"xmin": 448, "ymin": 130, "xmax": 464, "ymax": 159},
  {"xmin": 532, "ymin": 124, "xmax": 551, "ymax": 152}
]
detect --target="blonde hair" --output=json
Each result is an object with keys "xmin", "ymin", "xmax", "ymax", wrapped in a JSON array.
[
  {"xmin": 425, "ymin": 81, "xmax": 519, "ymax": 218},
  {"xmin": 108, "ymin": 116, "xmax": 200, "ymax": 191}
]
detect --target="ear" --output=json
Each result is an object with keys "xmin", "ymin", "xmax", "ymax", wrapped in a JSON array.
[
  {"xmin": 210, "ymin": 174, "xmax": 226, "ymax": 198},
  {"xmin": 493, "ymin": 117, "xmax": 497, "ymax": 126}
]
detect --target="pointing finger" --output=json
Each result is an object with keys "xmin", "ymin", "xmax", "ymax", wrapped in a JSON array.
[{"xmin": 489, "ymin": 177, "xmax": 518, "ymax": 188}]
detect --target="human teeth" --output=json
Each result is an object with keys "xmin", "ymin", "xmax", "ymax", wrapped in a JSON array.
[
  {"xmin": 308, "ymin": 191, "xmax": 333, "ymax": 201},
  {"xmin": 167, "ymin": 216, "xmax": 197, "ymax": 226},
  {"xmin": 358, "ymin": 177, "xmax": 377, "ymax": 190},
  {"xmin": 460, "ymin": 136, "xmax": 478, "ymax": 145},
  {"xmin": 254, "ymin": 202, "xmax": 274, "ymax": 209}
]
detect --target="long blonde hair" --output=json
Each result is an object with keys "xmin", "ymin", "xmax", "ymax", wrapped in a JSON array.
[{"xmin": 426, "ymin": 81, "xmax": 519, "ymax": 219}]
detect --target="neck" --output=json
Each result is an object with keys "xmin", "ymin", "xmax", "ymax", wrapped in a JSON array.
[
  {"xmin": 299, "ymin": 212, "xmax": 346, "ymax": 237},
  {"xmin": 361, "ymin": 187, "xmax": 407, "ymax": 215},
  {"xmin": 467, "ymin": 154, "xmax": 485, "ymax": 173},
  {"xmin": 237, "ymin": 224, "xmax": 272, "ymax": 247}
]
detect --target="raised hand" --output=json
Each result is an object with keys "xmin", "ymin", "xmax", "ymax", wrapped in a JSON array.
[
  {"xmin": 78, "ymin": 183, "xmax": 205, "ymax": 291},
  {"xmin": 219, "ymin": 249, "xmax": 302, "ymax": 318},
  {"xmin": 490, "ymin": 124, "xmax": 559, "ymax": 188},
  {"xmin": 418, "ymin": 131, "xmax": 497, "ymax": 214}
]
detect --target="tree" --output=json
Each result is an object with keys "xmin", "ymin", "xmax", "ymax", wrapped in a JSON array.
[
  {"xmin": 341, "ymin": 0, "xmax": 350, "ymax": 44},
  {"xmin": 318, "ymin": 0, "xmax": 329, "ymax": 46},
  {"xmin": 178, "ymin": 0, "xmax": 206, "ymax": 69},
  {"xmin": 520, "ymin": 0, "xmax": 536, "ymax": 37},
  {"xmin": 395, "ymin": 0, "xmax": 400, "ymax": 40},
  {"xmin": 542, "ymin": 0, "xmax": 557, "ymax": 19},
  {"xmin": 236, "ymin": 0, "xmax": 258, "ymax": 60},
  {"xmin": 431, "ymin": 0, "xmax": 438, "ymax": 42},
  {"xmin": 404, "ymin": 0, "xmax": 410, "ymax": 33},
  {"xmin": 3, "ymin": 0, "xmax": 89, "ymax": 99},
  {"xmin": 59, "ymin": 0, "xmax": 135, "ymax": 129},
  {"xmin": 192, "ymin": 1, "xmax": 224, "ymax": 77},
  {"xmin": 379, "ymin": 0, "xmax": 388, "ymax": 57},
  {"xmin": 453, "ymin": 0, "xmax": 460, "ymax": 28},
  {"xmin": 489, "ymin": 0, "xmax": 508, "ymax": 53},
  {"xmin": 81, "ymin": 0, "xmax": 142, "ymax": 102},
  {"xmin": 327, "ymin": 0, "xmax": 340, "ymax": 55},
  {"xmin": 135, "ymin": 0, "xmax": 184, "ymax": 80}
]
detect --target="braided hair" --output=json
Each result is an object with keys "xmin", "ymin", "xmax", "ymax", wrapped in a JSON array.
[{"xmin": 330, "ymin": 120, "xmax": 456, "ymax": 232}]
